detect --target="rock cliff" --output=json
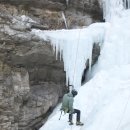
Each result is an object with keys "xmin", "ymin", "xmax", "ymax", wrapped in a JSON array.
[
  {"xmin": 0, "ymin": 32, "xmax": 66, "ymax": 130},
  {"xmin": 1, "ymin": 0, "xmax": 103, "ymax": 29},
  {"xmin": 0, "ymin": 0, "xmax": 102, "ymax": 130}
]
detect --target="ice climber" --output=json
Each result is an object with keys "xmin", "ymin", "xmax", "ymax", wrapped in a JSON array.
[{"xmin": 61, "ymin": 89, "xmax": 84, "ymax": 125}]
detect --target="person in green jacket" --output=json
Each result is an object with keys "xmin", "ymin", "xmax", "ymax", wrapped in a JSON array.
[{"xmin": 61, "ymin": 89, "xmax": 84, "ymax": 125}]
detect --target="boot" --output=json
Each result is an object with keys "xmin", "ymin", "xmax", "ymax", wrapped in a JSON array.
[
  {"xmin": 69, "ymin": 121, "xmax": 74, "ymax": 125},
  {"xmin": 76, "ymin": 121, "xmax": 84, "ymax": 126}
]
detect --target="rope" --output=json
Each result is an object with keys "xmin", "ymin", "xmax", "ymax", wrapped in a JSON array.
[
  {"xmin": 72, "ymin": 29, "xmax": 81, "ymax": 89},
  {"xmin": 116, "ymin": 90, "xmax": 130, "ymax": 130}
]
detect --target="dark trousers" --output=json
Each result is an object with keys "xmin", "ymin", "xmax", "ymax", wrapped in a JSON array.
[{"xmin": 69, "ymin": 109, "xmax": 81, "ymax": 122}]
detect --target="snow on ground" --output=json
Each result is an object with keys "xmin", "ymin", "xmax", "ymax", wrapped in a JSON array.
[
  {"xmin": 39, "ymin": 65, "xmax": 130, "ymax": 130},
  {"xmin": 37, "ymin": 7, "xmax": 130, "ymax": 130}
]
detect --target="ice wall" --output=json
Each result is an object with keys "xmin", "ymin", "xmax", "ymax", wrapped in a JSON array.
[
  {"xmin": 123, "ymin": 0, "xmax": 130, "ymax": 8},
  {"xmin": 103, "ymin": 0, "xmax": 124, "ymax": 21},
  {"xmin": 103, "ymin": 0, "xmax": 130, "ymax": 22},
  {"xmin": 92, "ymin": 8, "xmax": 130, "ymax": 76},
  {"xmin": 32, "ymin": 23, "xmax": 109, "ymax": 89}
]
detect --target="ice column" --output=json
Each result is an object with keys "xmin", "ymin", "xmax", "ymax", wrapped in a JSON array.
[
  {"xmin": 123, "ymin": 0, "xmax": 130, "ymax": 8},
  {"xmin": 103, "ymin": 0, "xmax": 124, "ymax": 21}
]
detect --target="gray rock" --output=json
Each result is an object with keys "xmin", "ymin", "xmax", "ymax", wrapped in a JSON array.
[
  {"xmin": 1, "ymin": 0, "xmax": 103, "ymax": 29},
  {"xmin": 0, "ymin": 1, "xmax": 102, "ymax": 130}
]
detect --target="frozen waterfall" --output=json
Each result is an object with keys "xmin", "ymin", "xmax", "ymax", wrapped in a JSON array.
[{"xmin": 32, "ymin": 23, "xmax": 109, "ymax": 89}]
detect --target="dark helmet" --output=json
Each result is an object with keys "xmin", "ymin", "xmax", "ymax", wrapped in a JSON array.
[{"xmin": 71, "ymin": 89, "xmax": 78, "ymax": 96}]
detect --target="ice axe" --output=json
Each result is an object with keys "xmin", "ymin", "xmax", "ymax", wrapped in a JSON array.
[{"xmin": 59, "ymin": 110, "xmax": 63, "ymax": 120}]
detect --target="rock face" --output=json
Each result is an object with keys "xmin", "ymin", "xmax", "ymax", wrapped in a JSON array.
[
  {"xmin": 0, "ymin": 0, "xmax": 102, "ymax": 130},
  {"xmin": 0, "ymin": 9, "xmax": 66, "ymax": 129},
  {"xmin": 0, "ymin": 33, "xmax": 66, "ymax": 130},
  {"xmin": 1, "ymin": 0, "xmax": 103, "ymax": 29}
]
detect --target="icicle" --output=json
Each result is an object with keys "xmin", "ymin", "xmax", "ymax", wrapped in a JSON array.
[
  {"xmin": 127, "ymin": 0, "xmax": 130, "ymax": 8},
  {"xmin": 31, "ymin": 22, "xmax": 108, "ymax": 89},
  {"xmin": 102, "ymin": 1, "xmax": 106, "ymax": 21},
  {"xmin": 55, "ymin": 40, "xmax": 59, "ymax": 60},
  {"xmin": 60, "ymin": 49, "xmax": 62, "ymax": 61},
  {"xmin": 124, "ymin": 0, "xmax": 127, "ymax": 8},
  {"xmin": 66, "ymin": 75, "xmax": 69, "ymax": 86},
  {"xmin": 66, "ymin": 0, "xmax": 69, "ymax": 6},
  {"xmin": 61, "ymin": 12, "xmax": 68, "ymax": 29},
  {"xmin": 88, "ymin": 43, "xmax": 93, "ymax": 73}
]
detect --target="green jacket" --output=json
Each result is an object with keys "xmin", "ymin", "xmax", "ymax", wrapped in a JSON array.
[{"xmin": 61, "ymin": 93, "xmax": 74, "ymax": 113}]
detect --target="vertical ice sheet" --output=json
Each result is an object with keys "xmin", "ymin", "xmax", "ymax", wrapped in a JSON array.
[
  {"xmin": 103, "ymin": 0, "xmax": 124, "ymax": 21},
  {"xmin": 31, "ymin": 23, "xmax": 108, "ymax": 89}
]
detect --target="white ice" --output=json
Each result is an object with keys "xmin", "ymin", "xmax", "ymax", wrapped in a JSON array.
[{"xmin": 31, "ymin": 23, "xmax": 109, "ymax": 89}]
